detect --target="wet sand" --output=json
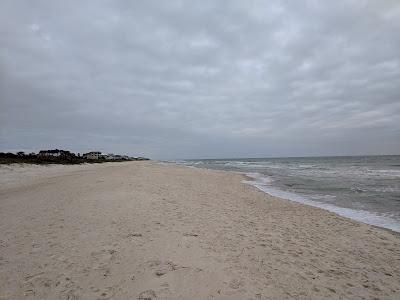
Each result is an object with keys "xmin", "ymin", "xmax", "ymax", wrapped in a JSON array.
[{"xmin": 0, "ymin": 161, "xmax": 399, "ymax": 299}]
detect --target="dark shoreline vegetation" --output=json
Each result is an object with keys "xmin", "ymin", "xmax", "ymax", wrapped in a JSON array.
[{"xmin": 0, "ymin": 151, "xmax": 149, "ymax": 165}]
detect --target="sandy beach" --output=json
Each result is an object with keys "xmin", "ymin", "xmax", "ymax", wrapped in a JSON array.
[{"xmin": 0, "ymin": 161, "xmax": 399, "ymax": 299}]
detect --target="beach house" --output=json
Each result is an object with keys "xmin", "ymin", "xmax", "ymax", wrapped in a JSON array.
[{"xmin": 83, "ymin": 151, "xmax": 102, "ymax": 160}]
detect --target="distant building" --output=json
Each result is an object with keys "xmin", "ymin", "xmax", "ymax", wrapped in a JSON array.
[
  {"xmin": 104, "ymin": 154, "xmax": 119, "ymax": 160},
  {"xmin": 38, "ymin": 149, "xmax": 73, "ymax": 158},
  {"xmin": 102, "ymin": 154, "xmax": 131, "ymax": 160},
  {"xmin": 83, "ymin": 151, "xmax": 102, "ymax": 160}
]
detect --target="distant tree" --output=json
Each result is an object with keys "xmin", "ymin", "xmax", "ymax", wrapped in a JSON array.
[{"xmin": 17, "ymin": 151, "xmax": 25, "ymax": 156}]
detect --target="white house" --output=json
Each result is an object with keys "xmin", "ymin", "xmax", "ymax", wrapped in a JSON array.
[{"xmin": 83, "ymin": 151, "xmax": 102, "ymax": 160}]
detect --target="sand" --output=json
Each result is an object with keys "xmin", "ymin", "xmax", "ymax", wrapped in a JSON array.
[{"xmin": 0, "ymin": 161, "xmax": 399, "ymax": 299}]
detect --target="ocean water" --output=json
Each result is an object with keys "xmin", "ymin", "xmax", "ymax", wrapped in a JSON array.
[{"xmin": 176, "ymin": 156, "xmax": 400, "ymax": 232}]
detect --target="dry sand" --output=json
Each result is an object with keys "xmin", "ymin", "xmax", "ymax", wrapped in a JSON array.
[{"xmin": 0, "ymin": 161, "xmax": 399, "ymax": 299}]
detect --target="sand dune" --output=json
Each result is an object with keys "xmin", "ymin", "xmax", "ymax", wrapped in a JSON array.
[{"xmin": 0, "ymin": 162, "xmax": 399, "ymax": 299}]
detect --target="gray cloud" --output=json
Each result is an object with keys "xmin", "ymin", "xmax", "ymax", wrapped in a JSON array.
[{"xmin": 1, "ymin": 0, "xmax": 400, "ymax": 159}]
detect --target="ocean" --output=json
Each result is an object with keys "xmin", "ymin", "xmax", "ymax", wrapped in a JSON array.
[{"xmin": 176, "ymin": 155, "xmax": 400, "ymax": 232}]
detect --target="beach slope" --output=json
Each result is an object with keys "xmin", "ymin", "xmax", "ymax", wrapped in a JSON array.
[{"xmin": 0, "ymin": 162, "xmax": 399, "ymax": 299}]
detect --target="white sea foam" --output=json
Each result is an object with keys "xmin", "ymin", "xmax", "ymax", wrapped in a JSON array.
[{"xmin": 244, "ymin": 172, "xmax": 400, "ymax": 233}]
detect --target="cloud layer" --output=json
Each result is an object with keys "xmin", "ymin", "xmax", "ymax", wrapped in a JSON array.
[{"xmin": 1, "ymin": 0, "xmax": 400, "ymax": 159}]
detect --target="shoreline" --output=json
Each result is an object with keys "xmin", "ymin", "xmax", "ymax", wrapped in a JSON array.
[
  {"xmin": 241, "ymin": 171, "xmax": 400, "ymax": 237},
  {"xmin": 172, "ymin": 161, "xmax": 400, "ymax": 234},
  {"xmin": 239, "ymin": 172, "xmax": 400, "ymax": 236},
  {"xmin": 1, "ymin": 161, "xmax": 399, "ymax": 299}
]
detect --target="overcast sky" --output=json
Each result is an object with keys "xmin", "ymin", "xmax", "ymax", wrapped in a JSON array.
[{"xmin": 1, "ymin": 1, "xmax": 399, "ymax": 159}]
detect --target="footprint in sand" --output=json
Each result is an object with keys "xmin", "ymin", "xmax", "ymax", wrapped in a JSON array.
[{"xmin": 138, "ymin": 289, "xmax": 156, "ymax": 300}]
